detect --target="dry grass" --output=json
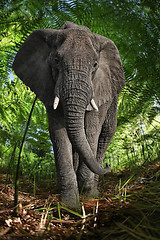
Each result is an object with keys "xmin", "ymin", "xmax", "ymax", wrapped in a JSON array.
[{"xmin": 0, "ymin": 159, "xmax": 160, "ymax": 239}]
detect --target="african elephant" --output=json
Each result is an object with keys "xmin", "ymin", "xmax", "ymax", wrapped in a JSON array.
[{"xmin": 13, "ymin": 21, "xmax": 125, "ymax": 207}]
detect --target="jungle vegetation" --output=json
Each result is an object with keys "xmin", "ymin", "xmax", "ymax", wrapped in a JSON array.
[
  {"xmin": 0, "ymin": 0, "xmax": 159, "ymax": 179},
  {"xmin": 0, "ymin": 1, "xmax": 160, "ymax": 239}
]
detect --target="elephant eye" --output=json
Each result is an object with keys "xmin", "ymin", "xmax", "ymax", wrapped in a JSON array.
[
  {"xmin": 93, "ymin": 62, "xmax": 98, "ymax": 69},
  {"xmin": 93, "ymin": 62, "xmax": 98, "ymax": 70}
]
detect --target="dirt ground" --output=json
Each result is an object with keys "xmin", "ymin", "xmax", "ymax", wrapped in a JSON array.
[{"xmin": 0, "ymin": 160, "xmax": 160, "ymax": 240}]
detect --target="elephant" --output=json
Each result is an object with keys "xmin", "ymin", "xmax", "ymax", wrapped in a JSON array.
[{"xmin": 13, "ymin": 21, "xmax": 125, "ymax": 207}]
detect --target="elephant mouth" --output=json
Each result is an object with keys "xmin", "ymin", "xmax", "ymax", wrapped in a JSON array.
[{"xmin": 53, "ymin": 95, "xmax": 98, "ymax": 112}]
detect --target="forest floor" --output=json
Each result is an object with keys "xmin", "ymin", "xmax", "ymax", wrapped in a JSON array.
[{"xmin": 0, "ymin": 159, "xmax": 160, "ymax": 240}]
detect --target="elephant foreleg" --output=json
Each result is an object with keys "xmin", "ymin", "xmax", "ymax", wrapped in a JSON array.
[
  {"xmin": 47, "ymin": 107, "xmax": 79, "ymax": 208},
  {"xmin": 95, "ymin": 97, "xmax": 118, "ymax": 187},
  {"xmin": 76, "ymin": 111, "xmax": 102, "ymax": 197},
  {"xmin": 52, "ymin": 133, "xmax": 79, "ymax": 207}
]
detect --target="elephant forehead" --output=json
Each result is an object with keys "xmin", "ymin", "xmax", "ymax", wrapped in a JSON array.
[{"xmin": 59, "ymin": 30, "xmax": 96, "ymax": 54}]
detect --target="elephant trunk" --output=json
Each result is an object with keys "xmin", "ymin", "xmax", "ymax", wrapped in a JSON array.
[{"xmin": 61, "ymin": 74, "xmax": 109, "ymax": 175}]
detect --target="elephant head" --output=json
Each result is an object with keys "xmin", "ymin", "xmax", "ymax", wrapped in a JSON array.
[{"xmin": 13, "ymin": 21, "xmax": 125, "ymax": 175}]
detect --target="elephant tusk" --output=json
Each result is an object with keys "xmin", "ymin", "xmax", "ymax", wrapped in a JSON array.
[
  {"xmin": 90, "ymin": 99, "xmax": 98, "ymax": 112},
  {"xmin": 53, "ymin": 96, "xmax": 60, "ymax": 110}
]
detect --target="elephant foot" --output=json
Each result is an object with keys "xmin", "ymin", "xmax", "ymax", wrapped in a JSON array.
[
  {"xmin": 80, "ymin": 185, "xmax": 99, "ymax": 199},
  {"xmin": 78, "ymin": 179, "xmax": 99, "ymax": 199},
  {"xmin": 60, "ymin": 189, "xmax": 80, "ymax": 209}
]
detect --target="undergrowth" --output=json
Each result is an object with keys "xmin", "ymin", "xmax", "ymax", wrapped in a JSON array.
[{"xmin": 0, "ymin": 158, "xmax": 160, "ymax": 239}]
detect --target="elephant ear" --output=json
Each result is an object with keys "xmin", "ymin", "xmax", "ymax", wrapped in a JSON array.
[
  {"xmin": 13, "ymin": 29, "xmax": 57, "ymax": 106},
  {"xmin": 89, "ymin": 34, "xmax": 125, "ymax": 109}
]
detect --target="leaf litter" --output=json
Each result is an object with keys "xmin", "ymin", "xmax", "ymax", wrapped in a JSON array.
[{"xmin": 0, "ymin": 159, "xmax": 160, "ymax": 240}]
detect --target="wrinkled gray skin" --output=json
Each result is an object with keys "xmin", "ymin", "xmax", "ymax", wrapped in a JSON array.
[{"xmin": 13, "ymin": 22, "xmax": 125, "ymax": 207}]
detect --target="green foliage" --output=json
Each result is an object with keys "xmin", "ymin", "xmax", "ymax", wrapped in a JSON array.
[
  {"xmin": 0, "ymin": 0, "xmax": 160, "ymax": 181},
  {"xmin": 105, "ymin": 114, "xmax": 160, "ymax": 170}
]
